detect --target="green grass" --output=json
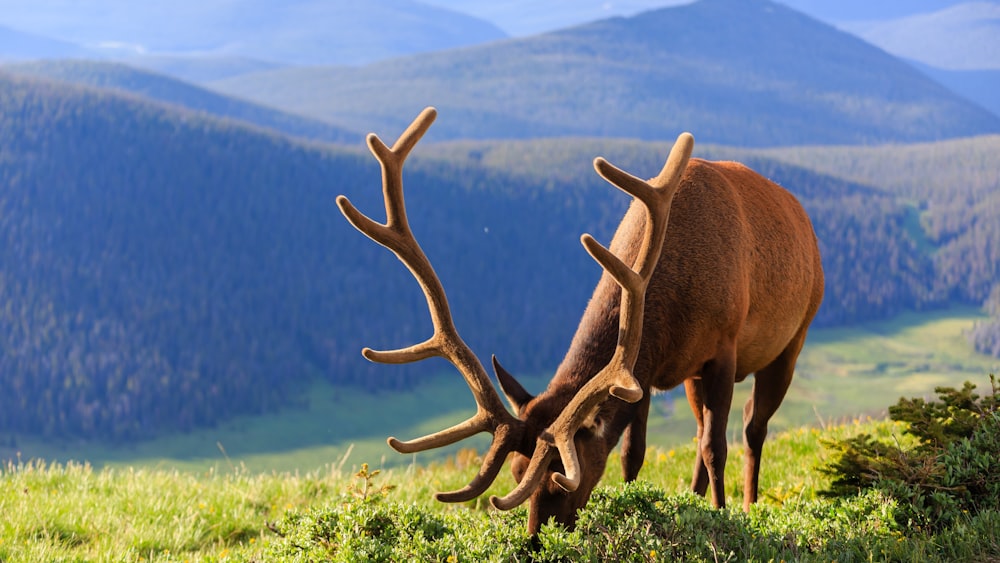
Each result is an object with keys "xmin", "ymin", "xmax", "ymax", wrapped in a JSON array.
[
  {"xmin": 5, "ymin": 308, "xmax": 997, "ymax": 477},
  {"xmin": 2, "ymin": 312, "xmax": 996, "ymax": 560},
  {"xmin": 4, "ymin": 415, "xmax": 996, "ymax": 561}
]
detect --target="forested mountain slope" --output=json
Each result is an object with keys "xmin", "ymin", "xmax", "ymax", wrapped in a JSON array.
[
  {"xmin": 0, "ymin": 73, "xmax": 991, "ymax": 442},
  {"xmin": 208, "ymin": 0, "xmax": 1000, "ymax": 146},
  {"xmin": 2, "ymin": 60, "xmax": 360, "ymax": 144},
  {"xmin": 748, "ymin": 136, "xmax": 1000, "ymax": 304},
  {"xmin": 0, "ymin": 73, "xmax": 641, "ymax": 441}
]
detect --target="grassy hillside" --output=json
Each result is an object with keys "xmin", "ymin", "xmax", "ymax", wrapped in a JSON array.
[
  {"xmin": 3, "ymin": 408, "xmax": 998, "ymax": 561},
  {"xmin": 208, "ymin": 0, "xmax": 1000, "ymax": 146}
]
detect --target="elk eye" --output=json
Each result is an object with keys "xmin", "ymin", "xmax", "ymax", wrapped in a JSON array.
[{"xmin": 582, "ymin": 416, "xmax": 604, "ymax": 438}]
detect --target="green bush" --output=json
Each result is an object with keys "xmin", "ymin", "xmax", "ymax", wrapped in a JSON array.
[
  {"xmin": 820, "ymin": 375, "xmax": 1000, "ymax": 531},
  {"xmin": 266, "ymin": 478, "xmax": 987, "ymax": 562}
]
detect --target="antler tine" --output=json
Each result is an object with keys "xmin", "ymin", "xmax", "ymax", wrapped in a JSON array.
[
  {"xmin": 490, "ymin": 439, "xmax": 558, "ymax": 510},
  {"xmin": 492, "ymin": 132, "xmax": 695, "ymax": 505},
  {"xmin": 337, "ymin": 107, "xmax": 522, "ymax": 503}
]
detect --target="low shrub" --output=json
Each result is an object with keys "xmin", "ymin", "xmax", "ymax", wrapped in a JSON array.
[
  {"xmin": 820, "ymin": 375, "xmax": 1000, "ymax": 532},
  {"xmin": 266, "ymin": 474, "xmax": 984, "ymax": 562}
]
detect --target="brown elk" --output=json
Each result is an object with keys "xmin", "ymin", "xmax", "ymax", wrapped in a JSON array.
[{"xmin": 337, "ymin": 107, "xmax": 824, "ymax": 535}]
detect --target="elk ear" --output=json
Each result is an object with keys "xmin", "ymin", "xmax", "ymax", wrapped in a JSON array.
[{"xmin": 492, "ymin": 355, "xmax": 534, "ymax": 414}]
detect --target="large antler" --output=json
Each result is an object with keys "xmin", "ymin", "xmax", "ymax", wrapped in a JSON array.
[
  {"xmin": 491, "ymin": 132, "xmax": 695, "ymax": 510},
  {"xmin": 336, "ymin": 107, "xmax": 523, "ymax": 502}
]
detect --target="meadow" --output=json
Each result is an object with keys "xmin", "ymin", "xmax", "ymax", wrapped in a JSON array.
[
  {"xmin": 2, "ymin": 308, "xmax": 998, "ymax": 561},
  {"xmin": 3, "ymin": 411, "xmax": 997, "ymax": 561}
]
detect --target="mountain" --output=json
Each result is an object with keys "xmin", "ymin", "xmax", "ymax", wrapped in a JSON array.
[
  {"xmin": 5, "ymin": 70, "xmax": 977, "ymax": 442},
  {"xmin": 2, "ymin": 60, "xmax": 361, "ymax": 144},
  {"xmin": 0, "ymin": 72, "xmax": 637, "ymax": 441},
  {"xmin": 0, "ymin": 0, "xmax": 508, "ymax": 66},
  {"xmin": 833, "ymin": 1, "xmax": 1000, "ymax": 116},
  {"xmin": 422, "ymin": 0, "xmax": 692, "ymax": 36},
  {"xmin": 0, "ymin": 24, "xmax": 90, "ymax": 60},
  {"xmin": 208, "ymin": 0, "xmax": 1000, "ymax": 147},
  {"xmin": 747, "ymin": 135, "xmax": 1000, "ymax": 304},
  {"xmin": 838, "ymin": 2, "xmax": 1000, "ymax": 71},
  {"xmin": 422, "ymin": 0, "xmax": 972, "ymax": 36},
  {"xmin": 778, "ymin": 0, "xmax": 970, "ymax": 21},
  {"xmin": 111, "ymin": 54, "xmax": 287, "ymax": 84},
  {"xmin": 909, "ymin": 61, "xmax": 1000, "ymax": 117}
]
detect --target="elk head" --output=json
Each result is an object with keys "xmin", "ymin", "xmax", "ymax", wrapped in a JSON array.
[{"xmin": 337, "ymin": 107, "xmax": 823, "ymax": 535}]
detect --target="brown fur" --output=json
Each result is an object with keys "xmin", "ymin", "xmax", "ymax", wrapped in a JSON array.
[
  {"xmin": 499, "ymin": 158, "xmax": 824, "ymax": 533},
  {"xmin": 341, "ymin": 108, "xmax": 823, "ymax": 537}
]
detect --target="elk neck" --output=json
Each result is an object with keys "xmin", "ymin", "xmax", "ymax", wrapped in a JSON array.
[{"xmin": 525, "ymin": 265, "xmax": 643, "ymax": 447}]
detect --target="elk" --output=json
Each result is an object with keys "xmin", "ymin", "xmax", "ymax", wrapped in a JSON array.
[{"xmin": 337, "ymin": 107, "xmax": 824, "ymax": 535}]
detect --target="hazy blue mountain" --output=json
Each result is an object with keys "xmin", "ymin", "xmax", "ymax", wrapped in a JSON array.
[
  {"xmin": 422, "ymin": 0, "xmax": 971, "ymax": 36},
  {"xmin": 910, "ymin": 61, "xmax": 1000, "ymax": 117},
  {"xmin": 778, "ymin": 0, "xmax": 969, "ymax": 21},
  {"xmin": 834, "ymin": 2, "xmax": 1000, "ymax": 114},
  {"xmin": 422, "ymin": 0, "xmax": 692, "ymax": 36},
  {"xmin": 839, "ymin": 2, "xmax": 1000, "ymax": 70},
  {"xmin": 111, "ymin": 54, "xmax": 287, "ymax": 84},
  {"xmin": 2, "ymin": 60, "xmax": 361, "ymax": 143},
  {"xmin": 424, "ymin": 0, "xmax": 998, "ymax": 119},
  {"xmin": 0, "ymin": 0, "xmax": 508, "ymax": 66},
  {"xmin": 0, "ymin": 24, "xmax": 90, "ymax": 60},
  {"xmin": 208, "ymin": 0, "xmax": 1000, "ymax": 146}
]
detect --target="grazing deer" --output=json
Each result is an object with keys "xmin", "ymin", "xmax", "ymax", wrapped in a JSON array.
[{"xmin": 337, "ymin": 107, "xmax": 824, "ymax": 534}]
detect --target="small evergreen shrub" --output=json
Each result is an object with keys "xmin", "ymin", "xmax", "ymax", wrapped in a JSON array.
[{"xmin": 820, "ymin": 375, "xmax": 1000, "ymax": 531}]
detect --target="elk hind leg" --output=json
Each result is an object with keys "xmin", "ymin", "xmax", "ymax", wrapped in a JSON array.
[
  {"xmin": 684, "ymin": 377, "xmax": 710, "ymax": 496},
  {"xmin": 741, "ymin": 331, "xmax": 805, "ymax": 511}
]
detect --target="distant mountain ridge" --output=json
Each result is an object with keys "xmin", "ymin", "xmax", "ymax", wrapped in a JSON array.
[
  {"xmin": 208, "ymin": 0, "xmax": 1000, "ymax": 146},
  {"xmin": 0, "ymin": 24, "xmax": 90, "ymax": 60},
  {"xmin": 1, "ymin": 60, "xmax": 361, "ymax": 144},
  {"xmin": 839, "ymin": 2, "xmax": 1000, "ymax": 71},
  {"xmin": 0, "ymin": 0, "xmax": 508, "ymax": 66},
  {"xmin": 908, "ymin": 61, "xmax": 1000, "ymax": 118}
]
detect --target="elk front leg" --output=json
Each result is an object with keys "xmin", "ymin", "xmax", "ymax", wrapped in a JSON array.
[
  {"xmin": 621, "ymin": 393, "xmax": 651, "ymax": 481},
  {"xmin": 697, "ymin": 352, "xmax": 736, "ymax": 508}
]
